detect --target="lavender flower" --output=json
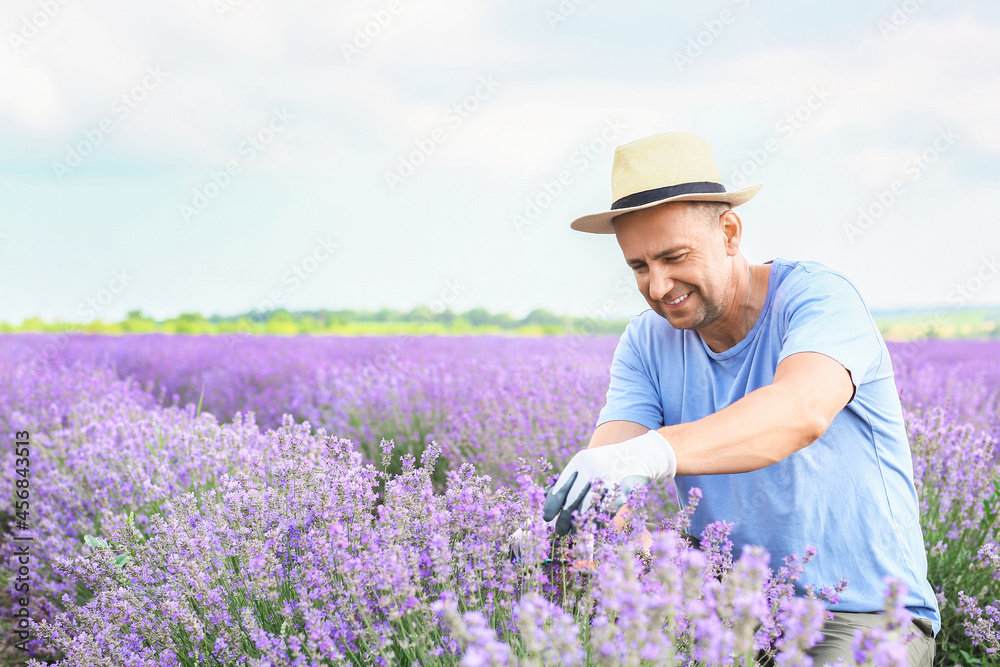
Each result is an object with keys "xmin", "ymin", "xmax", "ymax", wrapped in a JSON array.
[{"xmin": 2, "ymin": 333, "xmax": 997, "ymax": 665}]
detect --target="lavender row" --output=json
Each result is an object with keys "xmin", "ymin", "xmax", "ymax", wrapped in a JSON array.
[
  {"xmin": 0, "ymin": 334, "xmax": 997, "ymax": 664},
  {"xmin": 4, "ymin": 334, "xmax": 997, "ymax": 482}
]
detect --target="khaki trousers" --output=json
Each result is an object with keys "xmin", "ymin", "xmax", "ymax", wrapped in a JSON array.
[{"xmin": 806, "ymin": 612, "xmax": 936, "ymax": 666}]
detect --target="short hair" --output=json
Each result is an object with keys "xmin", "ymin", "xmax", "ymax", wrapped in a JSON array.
[
  {"xmin": 611, "ymin": 200, "xmax": 732, "ymax": 231},
  {"xmin": 686, "ymin": 201, "xmax": 731, "ymax": 227}
]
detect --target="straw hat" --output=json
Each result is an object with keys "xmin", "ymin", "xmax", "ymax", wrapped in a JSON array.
[{"xmin": 570, "ymin": 132, "xmax": 762, "ymax": 234}]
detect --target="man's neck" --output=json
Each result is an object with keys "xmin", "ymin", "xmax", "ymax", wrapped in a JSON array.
[{"xmin": 697, "ymin": 262, "xmax": 768, "ymax": 353}]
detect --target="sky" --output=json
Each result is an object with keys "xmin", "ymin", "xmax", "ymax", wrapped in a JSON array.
[{"xmin": 1, "ymin": 0, "xmax": 999, "ymax": 324}]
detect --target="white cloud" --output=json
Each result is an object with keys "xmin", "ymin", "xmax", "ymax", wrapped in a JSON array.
[
  {"xmin": 0, "ymin": 60, "xmax": 60, "ymax": 128},
  {"xmin": 2, "ymin": 0, "xmax": 998, "ymax": 319}
]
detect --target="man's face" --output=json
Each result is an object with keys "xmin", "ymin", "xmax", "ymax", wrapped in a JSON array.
[{"xmin": 614, "ymin": 201, "xmax": 736, "ymax": 330}]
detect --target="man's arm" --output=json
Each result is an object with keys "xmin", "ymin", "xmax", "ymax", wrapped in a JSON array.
[
  {"xmin": 659, "ymin": 351, "xmax": 854, "ymax": 475},
  {"xmin": 586, "ymin": 352, "xmax": 853, "ymax": 475},
  {"xmin": 545, "ymin": 353, "xmax": 849, "ymax": 536},
  {"xmin": 587, "ymin": 420, "xmax": 650, "ymax": 449}
]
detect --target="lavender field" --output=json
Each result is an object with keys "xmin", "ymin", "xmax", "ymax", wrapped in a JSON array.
[{"xmin": 0, "ymin": 334, "xmax": 997, "ymax": 666}]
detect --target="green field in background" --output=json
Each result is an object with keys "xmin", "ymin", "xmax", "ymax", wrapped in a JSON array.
[{"xmin": 4, "ymin": 307, "xmax": 1000, "ymax": 340}]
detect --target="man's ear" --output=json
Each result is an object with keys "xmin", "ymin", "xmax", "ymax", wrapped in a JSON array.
[{"xmin": 720, "ymin": 209, "xmax": 742, "ymax": 257}]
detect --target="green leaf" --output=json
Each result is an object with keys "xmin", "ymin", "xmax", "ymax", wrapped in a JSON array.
[
  {"xmin": 84, "ymin": 535, "xmax": 109, "ymax": 549},
  {"xmin": 147, "ymin": 425, "xmax": 165, "ymax": 456},
  {"xmin": 958, "ymin": 649, "xmax": 981, "ymax": 665},
  {"xmin": 196, "ymin": 384, "xmax": 205, "ymax": 418},
  {"xmin": 114, "ymin": 554, "xmax": 131, "ymax": 568}
]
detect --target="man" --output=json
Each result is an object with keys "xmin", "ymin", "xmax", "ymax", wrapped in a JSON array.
[{"xmin": 542, "ymin": 131, "xmax": 939, "ymax": 665}]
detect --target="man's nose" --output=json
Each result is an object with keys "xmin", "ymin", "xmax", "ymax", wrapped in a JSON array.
[{"xmin": 648, "ymin": 266, "xmax": 674, "ymax": 301}]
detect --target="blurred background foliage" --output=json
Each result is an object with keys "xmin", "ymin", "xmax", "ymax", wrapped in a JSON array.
[{"xmin": 4, "ymin": 306, "xmax": 1000, "ymax": 339}]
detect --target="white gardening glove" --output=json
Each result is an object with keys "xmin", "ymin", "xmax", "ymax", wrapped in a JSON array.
[
  {"xmin": 542, "ymin": 430, "xmax": 677, "ymax": 536},
  {"xmin": 508, "ymin": 527, "xmax": 527, "ymax": 561}
]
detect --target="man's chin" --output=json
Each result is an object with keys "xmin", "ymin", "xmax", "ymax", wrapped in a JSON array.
[{"xmin": 655, "ymin": 308, "xmax": 695, "ymax": 330}]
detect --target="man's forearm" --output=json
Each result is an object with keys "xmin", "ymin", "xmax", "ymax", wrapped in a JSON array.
[{"xmin": 658, "ymin": 382, "xmax": 824, "ymax": 476}]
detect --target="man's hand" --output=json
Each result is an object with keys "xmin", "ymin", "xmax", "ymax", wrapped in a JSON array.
[{"xmin": 542, "ymin": 429, "xmax": 677, "ymax": 536}]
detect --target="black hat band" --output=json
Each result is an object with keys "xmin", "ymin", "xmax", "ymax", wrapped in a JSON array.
[{"xmin": 611, "ymin": 181, "xmax": 727, "ymax": 210}]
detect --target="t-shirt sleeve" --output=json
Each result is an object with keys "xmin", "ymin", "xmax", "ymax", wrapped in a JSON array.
[
  {"xmin": 776, "ymin": 268, "xmax": 884, "ymax": 401},
  {"xmin": 596, "ymin": 320, "xmax": 664, "ymax": 430}
]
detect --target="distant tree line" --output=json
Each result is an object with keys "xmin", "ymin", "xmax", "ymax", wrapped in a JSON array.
[
  {"xmin": 5, "ymin": 307, "xmax": 999, "ymax": 339},
  {"xmin": 1, "ymin": 307, "xmax": 634, "ymax": 336}
]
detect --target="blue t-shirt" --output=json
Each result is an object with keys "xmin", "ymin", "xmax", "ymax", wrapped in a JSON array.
[{"xmin": 597, "ymin": 258, "xmax": 940, "ymax": 633}]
